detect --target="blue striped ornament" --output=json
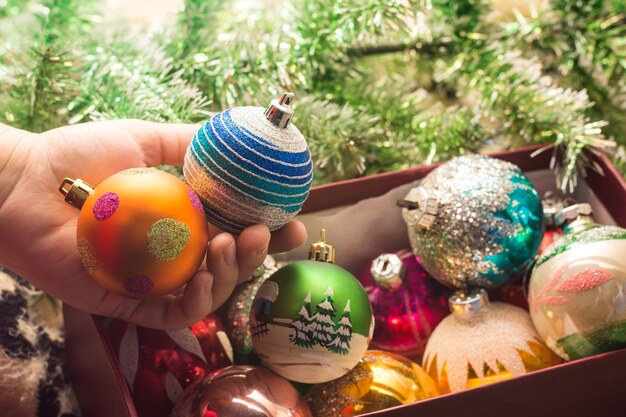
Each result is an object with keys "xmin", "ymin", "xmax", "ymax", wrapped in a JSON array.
[{"xmin": 184, "ymin": 106, "xmax": 313, "ymax": 233}]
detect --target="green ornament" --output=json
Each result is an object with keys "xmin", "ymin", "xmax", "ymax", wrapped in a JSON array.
[{"xmin": 251, "ymin": 231, "xmax": 374, "ymax": 384}]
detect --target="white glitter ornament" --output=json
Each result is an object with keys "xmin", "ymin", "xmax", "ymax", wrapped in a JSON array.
[{"xmin": 423, "ymin": 289, "xmax": 560, "ymax": 393}]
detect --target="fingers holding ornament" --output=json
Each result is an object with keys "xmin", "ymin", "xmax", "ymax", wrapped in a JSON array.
[{"xmin": 59, "ymin": 93, "xmax": 312, "ymax": 308}]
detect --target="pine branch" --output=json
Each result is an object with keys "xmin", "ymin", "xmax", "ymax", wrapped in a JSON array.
[
  {"xmin": 299, "ymin": 52, "xmax": 487, "ymax": 182},
  {"xmin": 0, "ymin": 0, "xmax": 31, "ymax": 18},
  {"xmin": 501, "ymin": 1, "xmax": 626, "ymax": 179},
  {"xmin": 70, "ymin": 34, "xmax": 211, "ymax": 124},
  {"xmin": 573, "ymin": 14, "xmax": 626, "ymax": 110},
  {"xmin": 294, "ymin": 96, "xmax": 383, "ymax": 184},
  {"xmin": 427, "ymin": 0, "xmax": 490, "ymax": 38},
  {"xmin": 167, "ymin": 0, "xmax": 224, "ymax": 61},
  {"xmin": 0, "ymin": 0, "xmax": 94, "ymax": 132},
  {"xmin": 448, "ymin": 43, "xmax": 612, "ymax": 192},
  {"xmin": 292, "ymin": 0, "xmax": 414, "ymax": 86}
]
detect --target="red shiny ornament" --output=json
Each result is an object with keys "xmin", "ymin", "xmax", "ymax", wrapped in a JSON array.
[
  {"xmin": 359, "ymin": 249, "xmax": 451, "ymax": 360},
  {"xmin": 539, "ymin": 229, "xmax": 561, "ymax": 254},
  {"xmin": 106, "ymin": 314, "xmax": 234, "ymax": 417}
]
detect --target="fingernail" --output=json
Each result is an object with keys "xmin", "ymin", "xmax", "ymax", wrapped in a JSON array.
[
  {"xmin": 256, "ymin": 235, "xmax": 270, "ymax": 257},
  {"xmin": 223, "ymin": 241, "xmax": 236, "ymax": 266}
]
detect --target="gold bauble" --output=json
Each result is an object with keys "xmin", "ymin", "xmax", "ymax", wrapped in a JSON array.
[{"xmin": 305, "ymin": 350, "xmax": 439, "ymax": 417}]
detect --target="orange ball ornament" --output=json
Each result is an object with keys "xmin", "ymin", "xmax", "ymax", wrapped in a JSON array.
[{"xmin": 60, "ymin": 168, "xmax": 209, "ymax": 299}]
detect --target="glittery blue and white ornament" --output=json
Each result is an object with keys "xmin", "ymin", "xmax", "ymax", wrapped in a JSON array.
[
  {"xmin": 399, "ymin": 155, "xmax": 544, "ymax": 289},
  {"xmin": 184, "ymin": 93, "xmax": 313, "ymax": 233}
]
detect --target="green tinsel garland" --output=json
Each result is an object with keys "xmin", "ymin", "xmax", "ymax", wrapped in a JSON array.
[{"xmin": 1, "ymin": 0, "xmax": 625, "ymax": 190}]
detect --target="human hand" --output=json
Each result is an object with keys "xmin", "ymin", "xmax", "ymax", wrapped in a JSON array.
[{"xmin": 0, "ymin": 120, "xmax": 307, "ymax": 329}]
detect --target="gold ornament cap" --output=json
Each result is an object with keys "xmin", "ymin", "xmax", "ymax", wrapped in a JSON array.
[
  {"xmin": 264, "ymin": 92, "xmax": 295, "ymax": 128},
  {"xmin": 449, "ymin": 288, "xmax": 489, "ymax": 322},
  {"xmin": 308, "ymin": 229, "xmax": 336, "ymax": 263},
  {"xmin": 59, "ymin": 177, "xmax": 94, "ymax": 209},
  {"xmin": 370, "ymin": 253, "xmax": 405, "ymax": 291}
]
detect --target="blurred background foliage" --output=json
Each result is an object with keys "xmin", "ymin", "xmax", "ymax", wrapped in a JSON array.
[{"xmin": 1, "ymin": 0, "xmax": 626, "ymax": 190}]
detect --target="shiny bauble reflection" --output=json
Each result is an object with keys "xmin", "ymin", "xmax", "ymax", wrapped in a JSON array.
[{"xmin": 170, "ymin": 366, "xmax": 313, "ymax": 417}]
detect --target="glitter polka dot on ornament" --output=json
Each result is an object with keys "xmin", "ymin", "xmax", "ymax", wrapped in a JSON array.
[
  {"xmin": 184, "ymin": 93, "xmax": 313, "ymax": 234},
  {"xmin": 59, "ymin": 168, "xmax": 209, "ymax": 299}
]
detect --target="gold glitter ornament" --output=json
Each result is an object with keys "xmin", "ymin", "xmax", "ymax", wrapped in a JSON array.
[
  {"xmin": 400, "ymin": 155, "xmax": 544, "ymax": 289},
  {"xmin": 423, "ymin": 289, "xmax": 560, "ymax": 393},
  {"xmin": 305, "ymin": 350, "xmax": 439, "ymax": 417}
]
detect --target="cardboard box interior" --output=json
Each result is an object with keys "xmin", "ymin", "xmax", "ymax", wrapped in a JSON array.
[{"xmin": 64, "ymin": 146, "xmax": 626, "ymax": 417}]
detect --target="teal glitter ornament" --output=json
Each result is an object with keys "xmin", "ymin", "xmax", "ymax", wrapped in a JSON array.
[
  {"xmin": 250, "ymin": 231, "xmax": 374, "ymax": 384},
  {"xmin": 184, "ymin": 93, "xmax": 313, "ymax": 233},
  {"xmin": 399, "ymin": 155, "xmax": 544, "ymax": 289}
]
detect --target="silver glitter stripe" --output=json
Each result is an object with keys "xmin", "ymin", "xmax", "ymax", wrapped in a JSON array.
[
  {"xmin": 224, "ymin": 109, "xmax": 282, "ymax": 152},
  {"xmin": 230, "ymin": 106, "xmax": 308, "ymax": 153},
  {"xmin": 206, "ymin": 195, "xmax": 290, "ymax": 232},
  {"xmin": 185, "ymin": 152, "xmax": 305, "ymax": 209},
  {"xmin": 217, "ymin": 113, "xmax": 312, "ymax": 172},
  {"xmin": 207, "ymin": 212, "xmax": 247, "ymax": 233},
  {"xmin": 206, "ymin": 120, "xmax": 313, "ymax": 184},
  {"xmin": 203, "ymin": 197, "xmax": 251, "ymax": 232},
  {"xmin": 215, "ymin": 113, "xmax": 312, "ymax": 169},
  {"xmin": 185, "ymin": 157, "xmax": 295, "ymax": 218},
  {"xmin": 190, "ymin": 139, "xmax": 310, "ymax": 200},
  {"xmin": 184, "ymin": 162, "xmax": 294, "ymax": 231}
]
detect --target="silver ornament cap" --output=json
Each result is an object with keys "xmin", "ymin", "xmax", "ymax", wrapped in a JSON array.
[
  {"xmin": 399, "ymin": 186, "xmax": 439, "ymax": 230},
  {"xmin": 449, "ymin": 288, "xmax": 489, "ymax": 322},
  {"xmin": 370, "ymin": 253, "xmax": 406, "ymax": 291},
  {"xmin": 555, "ymin": 203, "xmax": 595, "ymax": 233},
  {"xmin": 265, "ymin": 92, "xmax": 295, "ymax": 128},
  {"xmin": 542, "ymin": 191, "xmax": 568, "ymax": 228}
]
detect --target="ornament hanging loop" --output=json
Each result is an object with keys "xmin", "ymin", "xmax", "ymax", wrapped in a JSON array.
[
  {"xmin": 58, "ymin": 177, "xmax": 94, "ymax": 209},
  {"xmin": 265, "ymin": 92, "xmax": 295, "ymax": 128},
  {"xmin": 542, "ymin": 191, "xmax": 567, "ymax": 229},
  {"xmin": 555, "ymin": 203, "xmax": 595, "ymax": 233}
]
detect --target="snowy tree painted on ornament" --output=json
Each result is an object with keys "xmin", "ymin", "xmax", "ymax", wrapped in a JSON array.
[
  {"xmin": 290, "ymin": 289, "xmax": 355, "ymax": 354},
  {"xmin": 311, "ymin": 287, "xmax": 337, "ymax": 347},
  {"xmin": 289, "ymin": 292, "xmax": 315, "ymax": 348},
  {"xmin": 327, "ymin": 300, "xmax": 353, "ymax": 355}
]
